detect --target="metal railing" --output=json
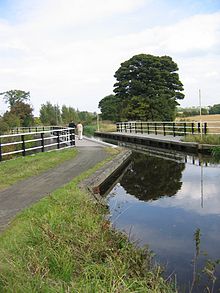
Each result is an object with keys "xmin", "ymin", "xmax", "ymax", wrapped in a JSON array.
[
  {"xmin": 0, "ymin": 126, "xmax": 75, "ymax": 161},
  {"xmin": 116, "ymin": 121, "xmax": 220, "ymax": 136}
]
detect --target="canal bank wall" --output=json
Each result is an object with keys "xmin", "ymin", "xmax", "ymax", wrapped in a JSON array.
[
  {"xmin": 95, "ymin": 131, "xmax": 215, "ymax": 155},
  {"xmin": 80, "ymin": 148, "xmax": 132, "ymax": 199}
]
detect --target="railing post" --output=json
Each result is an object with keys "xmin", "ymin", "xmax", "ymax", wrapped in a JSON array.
[
  {"xmin": 120, "ymin": 123, "xmax": 122, "ymax": 132},
  {"xmin": 70, "ymin": 128, "xmax": 75, "ymax": 146},
  {"xmin": 204, "ymin": 122, "xmax": 207, "ymax": 135},
  {"xmin": 147, "ymin": 123, "xmax": 149, "ymax": 134},
  {"xmin": 134, "ymin": 122, "xmax": 137, "ymax": 133},
  {"xmin": 140, "ymin": 122, "xmax": 143, "ymax": 134},
  {"xmin": 41, "ymin": 133, "xmax": 45, "ymax": 152},
  {"xmin": 191, "ymin": 122, "xmax": 194, "ymax": 135},
  {"xmin": 57, "ymin": 131, "xmax": 60, "ymax": 149},
  {"xmin": 173, "ymin": 122, "xmax": 176, "ymax": 137},
  {"xmin": 155, "ymin": 123, "xmax": 157, "ymax": 135},
  {"xmin": 184, "ymin": 122, "xmax": 186, "ymax": 136},
  {"xmin": 124, "ymin": 122, "xmax": 127, "ymax": 133},
  {"xmin": 130, "ymin": 122, "xmax": 132, "ymax": 133},
  {"xmin": 22, "ymin": 135, "xmax": 26, "ymax": 156},
  {"xmin": 198, "ymin": 122, "xmax": 200, "ymax": 134},
  {"xmin": 163, "ymin": 123, "xmax": 166, "ymax": 136},
  {"xmin": 116, "ymin": 123, "xmax": 119, "ymax": 132}
]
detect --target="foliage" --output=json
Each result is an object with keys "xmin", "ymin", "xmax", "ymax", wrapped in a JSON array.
[
  {"xmin": 0, "ymin": 154, "xmax": 175, "ymax": 292},
  {"xmin": 98, "ymin": 94, "xmax": 120, "ymax": 121},
  {"xmin": 0, "ymin": 117, "xmax": 9, "ymax": 134},
  {"xmin": 77, "ymin": 110, "xmax": 96, "ymax": 124},
  {"xmin": 10, "ymin": 101, "xmax": 34, "ymax": 127},
  {"xmin": 176, "ymin": 106, "xmax": 209, "ymax": 117},
  {"xmin": 39, "ymin": 102, "xmax": 61, "ymax": 125},
  {"xmin": 211, "ymin": 146, "xmax": 220, "ymax": 160},
  {"xmin": 113, "ymin": 54, "xmax": 184, "ymax": 121},
  {"xmin": 209, "ymin": 104, "xmax": 220, "ymax": 115},
  {"xmin": 0, "ymin": 90, "xmax": 30, "ymax": 108},
  {"xmin": 61, "ymin": 105, "xmax": 78, "ymax": 124}
]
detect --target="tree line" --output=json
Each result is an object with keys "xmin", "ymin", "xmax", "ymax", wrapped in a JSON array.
[{"xmin": 0, "ymin": 90, "xmax": 96, "ymax": 134}]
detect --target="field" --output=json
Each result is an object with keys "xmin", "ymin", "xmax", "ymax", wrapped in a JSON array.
[{"xmin": 177, "ymin": 114, "xmax": 220, "ymax": 134}]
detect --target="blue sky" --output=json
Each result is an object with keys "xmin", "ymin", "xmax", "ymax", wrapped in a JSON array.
[{"xmin": 0, "ymin": 0, "xmax": 220, "ymax": 115}]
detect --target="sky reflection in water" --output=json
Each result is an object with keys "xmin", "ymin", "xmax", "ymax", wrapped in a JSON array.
[{"xmin": 106, "ymin": 151, "xmax": 220, "ymax": 291}]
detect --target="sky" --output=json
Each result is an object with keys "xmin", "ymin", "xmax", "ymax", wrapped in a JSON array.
[{"xmin": 0, "ymin": 0, "xmax": 220, "ymax": 115}]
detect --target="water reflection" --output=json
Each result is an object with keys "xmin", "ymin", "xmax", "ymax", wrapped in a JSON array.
[
  {"xmin": 106, "ymin": 150, "xmax": 220, "ymax": 292},
  {"xmin": 120, "ymin": 152, "xmax": 185, "ymax": 201}
]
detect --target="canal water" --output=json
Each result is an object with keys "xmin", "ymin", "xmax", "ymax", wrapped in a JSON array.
[{"xmin": 104, "ymin": 148, "xmax": 220, "ymax": 292}]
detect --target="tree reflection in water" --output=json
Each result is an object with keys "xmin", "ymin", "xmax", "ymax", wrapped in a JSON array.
[{"xmin": 120, "ymin": 152, "xmax": 185, "ymax": 201}]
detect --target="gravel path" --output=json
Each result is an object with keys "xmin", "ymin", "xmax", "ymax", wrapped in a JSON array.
[{"xmin": 0, "ymin": 139, "xmax": 109, "ymax": 232}]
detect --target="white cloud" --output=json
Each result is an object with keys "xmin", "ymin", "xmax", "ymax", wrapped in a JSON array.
[{"xmin": 0, "ymin": 1, "xmax": 220, "ymax": 114}]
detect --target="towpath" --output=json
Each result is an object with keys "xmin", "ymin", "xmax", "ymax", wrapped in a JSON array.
[{"xmin": 0, "ymin": 137, "xmax": 110, "ymax": 232}]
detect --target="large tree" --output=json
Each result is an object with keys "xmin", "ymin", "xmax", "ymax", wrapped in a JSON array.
[
  {"xmin": 0, "ymin": 90, "xmax": 30, "ymax": 109},
  {"xmin": 113, "ymin": 54, "xmax": 184, "ymax": 121},
  {"xmin": 98, "ymin": 94, "xmax": 120, "ymax": 121}
]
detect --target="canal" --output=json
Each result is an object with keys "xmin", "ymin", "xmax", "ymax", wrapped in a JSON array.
[{"xmin": 103, "ymin": 146, "xmax": 220, "ymax": 292}]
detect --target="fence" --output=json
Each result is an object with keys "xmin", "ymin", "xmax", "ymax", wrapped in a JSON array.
[
  {"xmin": 116, "ymin": 121, "xmax": 220, "ymax": 136},
  {"xmin": 0, "ymin": 126, "xmax": 75, "ymax": 162}
]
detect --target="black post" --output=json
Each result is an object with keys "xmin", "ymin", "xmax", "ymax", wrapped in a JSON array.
[
  {"xmin": 120, "ymin": 123, "xmax": 122, "ymax": 132},
  {"xmin": 198, "ymin": 122, "xmax": 200, "ymax": 133},
  {"xmin": 155, "ymin": 123, "xmax": 157, "ymax": 135},
  {"xmin": 134, "ymin": 122, "xmax": 137, "ymax": 133},
  {"xmin": 184, "ymin": 122, "xmax": 186, "ymax": 136},
  {"xmin": 36, "ymin": 127, "xmax": 37, "ymax": 133},
  {"xmin": 116, "ymin": 123, "xmax": 119, "ymax": 132},
  {"xmin": 191, "ymin": 122, "xmax": 194, "ymax": 135},
  {"xmin": 204, "ymin": 122, "xmax": 207, "ymax": 135},
  {"xmin": 125, "ymin": 122, "xmax": 127, "ymax": 133},
  {"xmin": 147, "ymin": 123, "xmax": 149, "ymax": 134},
  {"xmin": 70, "ymin": 129, "xmax": 75, "ymax": 146},
  {"xmin": 130, "ymin": 122, "xmax": 132, "ymax": 133},
  {"xmin": 41, "ymin": 133, "xmax": 45, "ymax": 152},
  {"xmin": 22, "ymin": 135, "xmax": 26, "ymax": 156},
  {"xmin": 29, "ymin": 127, "xmax": 31, "ymax": 132},
  {"xmin": 163, "ymin": 123, "xmax": 166, "ymax": 136},
  {"xmin": 57, "ymin": 131, "xmax": 60, "ymax": 149},
  {"xmin": 140, "ymin": 122, "xmax": 143, "ymax": 134},
  {"xmin": 173, "ymin": 122, "xmax": 176, "ymax": 137}
]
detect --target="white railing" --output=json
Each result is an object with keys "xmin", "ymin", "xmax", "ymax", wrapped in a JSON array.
[
  {"xmin": 116, "ymin": 121, "xmax": 220, "ymax": 136},
  {"xmin": 0, "ymin": 127, "xmax": 75, "ymax": 161}
]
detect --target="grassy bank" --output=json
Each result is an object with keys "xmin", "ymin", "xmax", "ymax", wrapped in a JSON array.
[
  {"xmin": 0, "ymin": 152, "xmax": 174, "ymax": 292},
  {"xmin": 0, "ymin": 148, "xmax": 77, "ymax": 190},
  {"xmin": 182, "ymin": 134, "xmax": 220, "ymax": 145}
]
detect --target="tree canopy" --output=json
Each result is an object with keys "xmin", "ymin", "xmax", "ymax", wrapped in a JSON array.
[
  {"xmin": 0, "ymin": 90, "xmax": 30, "ymax": 108},
  {"xmin": 209, "ymin": 104, "xmax": 220, "ymax": 115},
  {"xmin": 113, "ymin": 54, "xmax": 184, "ymax": 121},
  {"xmin": 98, "ymin": 95, "xmax": 120, "ymax": 121}
]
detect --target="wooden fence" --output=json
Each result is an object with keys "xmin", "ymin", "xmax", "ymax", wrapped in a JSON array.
[
  {"xmin": 0, "ymin": 126, "xmax": 75, "ymax": 161},
  {"xmin": 116, "ymin": 121, "xmax": 220, "ymax": 136}
]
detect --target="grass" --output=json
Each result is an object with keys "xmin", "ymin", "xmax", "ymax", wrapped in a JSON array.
[
  {"xmin": 182, "ymin": 134, "xmax": 220, "ymax": 145},
  {"xmin": 83, "ymin": 121, "xmax": 116, "ymax": 137},
  {"xmin": 0, "ymin": 150, "xmax": 175, "ymax": 293},
  {"xmin": 0, "ymin": 148, "xmax": 77, "ymax": 191}
]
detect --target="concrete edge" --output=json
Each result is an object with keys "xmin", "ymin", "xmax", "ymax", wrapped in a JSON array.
[
  {"xmin": 79, "ymin": 148, "xmax": 132, "ymax": 202},
  {"xmin": 83, "ymin": 136, "xmax": 118, "ymax": 148}
]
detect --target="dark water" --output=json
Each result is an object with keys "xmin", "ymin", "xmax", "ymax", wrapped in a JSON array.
[{"xmin": 105, "ymin": 149, "xmax": 220, "ymax": 292}]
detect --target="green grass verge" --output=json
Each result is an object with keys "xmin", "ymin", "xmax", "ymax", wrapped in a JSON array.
[
  {"xmin": 0, "ymin": 148, "xmax": 77, "ymax": 191},
  {"xmin": 182, "ymin": 134, "xmax": 220, "ymax": 145},
  {"xmin": 0, "ymin": 153, "xmax": 174, "ymax": 293}
]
